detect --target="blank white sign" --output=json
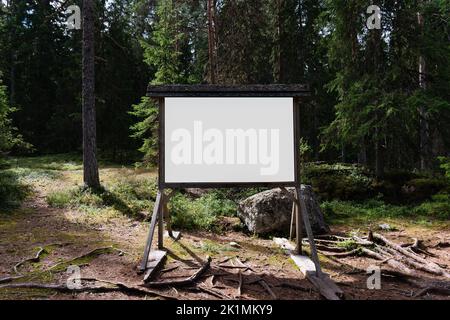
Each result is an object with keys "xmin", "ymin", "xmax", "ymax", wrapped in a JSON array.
[{"xmin": 164, "ymin": 97, "xmax": 295, "ymax": 184}]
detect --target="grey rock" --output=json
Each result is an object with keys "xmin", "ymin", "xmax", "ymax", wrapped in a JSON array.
[{"xmin": 238, "ymin": 186, "xmax": 330, "ymax": 235}]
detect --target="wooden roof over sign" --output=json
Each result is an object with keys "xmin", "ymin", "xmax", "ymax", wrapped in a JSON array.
[{"xmin": 147, "ymin": 84, "xmax": 310, "ymax": 97}]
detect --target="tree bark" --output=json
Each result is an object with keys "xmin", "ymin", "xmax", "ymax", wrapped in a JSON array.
[
  {"xmin": 82, "ymin": 0, "xmax": 100, "ymax": 188},
  {"xmin": 417, "ymin": 6, "xmax": 431, "ymax": 171},
  {"xmin": 207, "ymin": 0, "xmax": 217, "ymax": 84}
]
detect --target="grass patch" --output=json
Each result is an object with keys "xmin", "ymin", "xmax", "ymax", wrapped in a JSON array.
[
  {"xmin": 0, "ymin": 169, "xmax": 31, "ymax": 211},
  {"xmin": 321, "ymin": 195, "xmax": 450, "ymax": 227},
  {"xmin": 46, "ymin": 179, "xmax": 157, "ymax": 220},
  {"xmin": 169, "ymin": 192, "xmax": 238, "ymax": 231}
]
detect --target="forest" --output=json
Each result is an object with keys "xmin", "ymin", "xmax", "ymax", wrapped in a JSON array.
[{"xmin": 0, "ymin": 0, "xmax": 449, "ymax": 301}]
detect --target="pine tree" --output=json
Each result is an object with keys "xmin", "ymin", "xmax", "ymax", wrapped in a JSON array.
[
  {"xmin": 130, "ymin": 0, "xmax": 192, "ymax": 165},
  {"xmin": 82, "ymin": 0, "xmax": 100, "ymax": 188}
]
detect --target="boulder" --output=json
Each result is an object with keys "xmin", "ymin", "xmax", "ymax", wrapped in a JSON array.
[{"xmin": 237, "ymin": 185, "xmax": 330, "ymax": 235}]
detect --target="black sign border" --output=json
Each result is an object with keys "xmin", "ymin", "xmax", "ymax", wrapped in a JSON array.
[{"xmin": 151, "ymin": 91, "xmax": 307, "ymax": 189}]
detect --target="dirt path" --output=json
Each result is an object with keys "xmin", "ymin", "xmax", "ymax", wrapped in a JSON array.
[{"xmin": 1, "ymin": 167, "xmax": 449, "ymax": 300}]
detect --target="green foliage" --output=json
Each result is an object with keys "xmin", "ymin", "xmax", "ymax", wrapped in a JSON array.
[
  {"xmin": 321, "ymin": 195, "xmax": 450, "ymax": 225},
  {"xmin": 0, "ymin": 75, "xmax": 29, "ymax": 153},
  {"xmin": 45, "ymin": 190, "xmax": 72, "ymax": 208},
  {"xmin": 130, "ymin": 0, "xmax": 196, "ymax": 166},
  {"xmin": 46, "ymin": 177, "xmax": 158, "ymax": 219},
  {"xmin": 438, "ymin": 157, "xmax": 450, "ymax": 181},
  {"xmin": 402, "ymin": 178, "xmax": 448, "ymax": 201},
  {"xmin": 129, "ymin": 97, "xmax": 159, "ymax": 165},
  {"xmin": 414, "ymin": 194, "xmax": 450, "ymax": 220},
  {"xmin": 302, "ymin": 162, "xmax": 373, "ymax": 200},
  {"xmin": 0, "ymin": 169, "xmax": 30, "ymax": 210},
  {"xmin": 169, "ymin": 192, "xmax": 238, "ymax": 231}
]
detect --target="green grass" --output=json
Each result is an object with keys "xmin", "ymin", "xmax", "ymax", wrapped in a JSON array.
[
  {"xmin": 169, "ymin": 193, "xmax": 231, "ymax": 231},
  {"xmin": 321, "ymin": 195, "xmax": 450, "ymax": 227},
  {"xmin": 46, "ymin": 180, "xmax": 157, "ymax": 219},
  {"xmin": 0, "ymin": 169, "xmax": 31, "ymax": 211}
]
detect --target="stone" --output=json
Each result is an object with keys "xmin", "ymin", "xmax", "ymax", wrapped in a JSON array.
[{"xmin": 238, "ymin": 185, "xmax": 330, "ymax": 235}]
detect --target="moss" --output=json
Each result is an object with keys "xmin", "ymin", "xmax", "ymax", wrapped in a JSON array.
[
  {"xmin": 321, "ymin": 197, "xmax": 450, "ymax": 228},
  {"xmin": 199, "ymin": 240, "xmax": 239, "ymax": 256}
]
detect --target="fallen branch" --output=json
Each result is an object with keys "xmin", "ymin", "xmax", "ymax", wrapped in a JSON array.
[
  {"xmin": 145, "ymin": 256, "xmax": 212, "ymax": 288},
  {"xmin": 0, "ymin": 275, "xmax": 25, "ymax": 284},
  {"xmin": 321, "ymin": 248, "xmax": 361, "ymax": 258},
  {"xmin": 414, "ymin": 286, "xmax": 450, "ymax": 297},
  {"xmin": 194, "ymin": 285, "xmax": 231, "ymax": 300},
  {"xmin": 373, "ymin": 233, "xmax": 449, "ymax": 278},
  {"xmin": 360, "ymin": 247, "xmax": 419, "ymax": 278},
  {"xmin": 0, "ymin": 279, "xmax": 176, "ymax": 300}
]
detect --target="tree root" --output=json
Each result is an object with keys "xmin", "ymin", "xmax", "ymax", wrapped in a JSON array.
[
  {"xmin": 145, "ymin": 256, "xmax": 211, "ymax": 288},
  {"xmin": 0, "ymin": 278, "xmax": 177, "ymax": 300},
  {"xmin": 13, "ymin": 247, "xmax": 47, "ymax": 274},
  {"xmin": 47, "ymin": 246, "xmax": 124, "ymax": 271},
  {"xmin": 414, "ymin": 285, "xmax": 450, "ymax": 297},
  {"xmin": 372, "ymin": 233, "xmax": 449, "ymax": 278}
]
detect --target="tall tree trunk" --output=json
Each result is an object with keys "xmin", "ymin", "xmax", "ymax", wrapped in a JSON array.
[
  {"xmin": 207, "ymin": 0, "xmax": 216, "ymax": 84},
  {"xmin": 375, "ymin": 135, "xmax": 385, "ymax": 179},
  {"xmin": 358, "ymin": 138, "xmax": 367, "ymax": 165},
  {"xmin": 7, "ymin": 0, "xmax": 16, "ymax": 106},
  {"xmin": 274, "ymin": 0, "xmax": 283, "ymax": 83},
  {"xmin": 82, "ymin": 0, "xmax": 100, "ymax": 188},
  {"xmin": 417, "ymin": 6, "xmax": 431, "ymax": 171}
]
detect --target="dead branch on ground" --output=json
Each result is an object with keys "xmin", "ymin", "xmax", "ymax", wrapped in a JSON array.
[{"xmin": 145, "ymin": 256, "xmax": 211, "ymax": 288}]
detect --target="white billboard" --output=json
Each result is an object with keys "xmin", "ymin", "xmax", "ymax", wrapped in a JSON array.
[{"xmin": 163, "ymin": 97, "xmax": 296, "ymax": 185}]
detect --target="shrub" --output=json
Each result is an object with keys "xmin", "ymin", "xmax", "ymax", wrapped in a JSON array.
[
  {"xmin": 0, "ymin": 170, "xmax": 30, "ymax": 210},
  {"xmin": 302, "ymin": 162, "xmax": 374, "ymax": 200},
  {"xmin": 413, "ymin": 194, "xmax": 450, "ymax": 219},
  {"xmin": 45, "ymin": 190, "xmax": 73, "ymax": 208},
  {"xmin": 401, "ymin": 178, "xmax": 448, "ymax": 201},
  {"xmin": 169, "ymin": 192, "xmax": 238, "ymax": 231}
]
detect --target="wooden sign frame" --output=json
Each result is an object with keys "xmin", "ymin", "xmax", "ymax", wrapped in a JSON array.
[
  {"xmin": 158, "ymin": 96, "xmax": 302, "ymax": 189},
  {"xmin": 138, "ymin": 85, "xmax": 334, "ymax": 295}
]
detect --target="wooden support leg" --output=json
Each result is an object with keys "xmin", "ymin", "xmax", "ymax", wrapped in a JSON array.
[
  {"xmin": 294, "ymin": 191, "xmax": 303, "ymax": 255},
  {"xmin": 295, "ymin": 186, "xmax": 322, "ymax": 277},
  {"xmin": 289, "ymin": 200, "xmax": 296, "ymax": 241},
  {"xmin": 163, "ymin": 192, "xmax": 173, "ymax": 237},
  {"xmin": 139, "ymin": 190, "xmax": 162, "ymax": 272},
  {"xmin": 162, "ymin": 190, "xmax": 181, "ymax": 240},
  {"xmin": 158, "ymin": 194, "xmax": 164, "ymax": 250}
]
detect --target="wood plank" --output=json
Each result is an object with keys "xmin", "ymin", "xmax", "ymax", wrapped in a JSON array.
[
  {"xmin": 139, "ymin": 191, "xmax": 162, "ymax": 273},
  {"xmin": 307, "ymin": 274, "xmax": 343, "ymax": 301},
  {"xmin": 273, "ymin": 237, "xmax": 296, "ymax": 252},
  {"xmin": 143, "ymin": 250, "xmax": 167, "ymax": 283},
  {"xmin": 290, "ymin": 254, "xmax": 316, "ymax": 277},
  {"xmin": 295, "ymin": 187, "xmax": 323, "ymax": 276},
  {"xmin": 158, "ymin": 195, "xmax": 164, "ymax": 250},
  {"xmin": 148, "ymin": 84, "xmax": 310, "ymax": 97}
]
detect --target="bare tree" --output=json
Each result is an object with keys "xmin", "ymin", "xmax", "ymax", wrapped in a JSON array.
[{"xmin": 82, "ymin": 0, "xmax": 100, "ymax": 188}]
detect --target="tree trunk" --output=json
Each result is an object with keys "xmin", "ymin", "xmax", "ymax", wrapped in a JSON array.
[
  {"xmin": 375, "ymin": 138, "xmax": 385, "ymax": 179},
  {"xmin": 417, "ymin": 7, "xmax": 431, "ymax": 171},
  {"xmin": 82, "ymin": 0, "xmax": 100, "ymax": 188},
  {"xmin": 7, "ymin": 0, "xmax": 16, "ymax": 106},
  {"xmin": 274, "ymin": 0, "xmax": 282, "ymax": 83},
  {"xmin": 358, "ymin": 138, "xmax": 367, "ymax": 165},
  {"xmin": 207, "ymin": 0, "xmax": 216, "ymax": 84}
]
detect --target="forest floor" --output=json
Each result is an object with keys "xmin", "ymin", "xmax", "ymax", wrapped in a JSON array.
[{"xmin": 0, "ymin": 155, "xmax": 449, "ymax": 300}]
